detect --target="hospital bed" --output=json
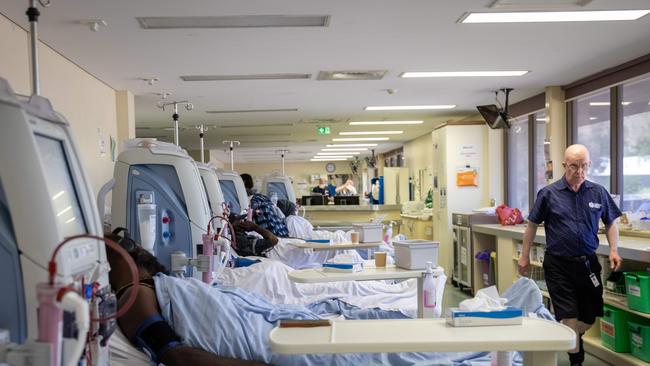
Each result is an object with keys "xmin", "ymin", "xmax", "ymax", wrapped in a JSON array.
[{"xmin": 288, "ymin": 264, "xmax": 445, "ymax": 318}]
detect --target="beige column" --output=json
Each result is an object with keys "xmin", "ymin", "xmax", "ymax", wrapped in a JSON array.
[
  {"xmin": 115, "ymin": 90, "xmax": 135, "ymax": 152},
  {"xmin": 545, "ymin": 86, "xmax": 567, "ymax": 181}
]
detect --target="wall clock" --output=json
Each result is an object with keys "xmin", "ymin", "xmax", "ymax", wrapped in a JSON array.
[{"xmin": 325, "ymin": 162, "xmax": 336, "ymax": 173}]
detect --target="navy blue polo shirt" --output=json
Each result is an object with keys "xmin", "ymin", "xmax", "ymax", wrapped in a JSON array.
[{"xmin": 528, "ymin": 177, "xmax": 621, "ymax": 257}]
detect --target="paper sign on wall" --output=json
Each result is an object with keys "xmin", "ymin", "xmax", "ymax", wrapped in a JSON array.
[
  {"xmin": 456, "ymin": 166, "xmax": 479, "ymax": 187},
  {"xmin": 459, "ymin": 144, "xmax": 479, "ymax": 163}
]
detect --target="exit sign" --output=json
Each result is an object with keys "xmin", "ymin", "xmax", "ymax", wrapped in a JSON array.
[{"xmin": 317, "ymin": 126, "xmax": 331, "ymax": 135}]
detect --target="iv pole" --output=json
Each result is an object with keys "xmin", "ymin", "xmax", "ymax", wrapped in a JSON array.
[
  {"xmin": 276, "ymin": 149, "xmax": 289, "ymax": 175},
  {"xmin": 157, "ymin": 101, "xmax": 193, "ymax": 146},
  {"xmin": 27, "ymin": 0, "xmax": 50, "ymax": 95},
  {"xmin": 194, "ymin": 124, "xmax": 214, "ymax": 163},
  {"xmin": 222, "ymin": 140, "xmax": 240, "ymax": 170}
]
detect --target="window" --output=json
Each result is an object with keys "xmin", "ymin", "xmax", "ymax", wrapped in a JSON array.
[
  {"xmin": 534, "ymin": 111, "xmax": 549, "ymax": 194},
  {"xmin": 621, "ymin": 76, "xmax": 650, "ymax": 213},
  {"xmin": 507, "ymin": 116, "xmax": 530, "ymax": 215},
  {"xmin": 574, "ymin": 90, "xmax": 611, "ymax": 191}
]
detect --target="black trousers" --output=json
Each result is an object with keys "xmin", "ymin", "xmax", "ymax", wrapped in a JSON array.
[{"xmin": 543, "ymin": 253, "xmax": 604, "ymax": 324}]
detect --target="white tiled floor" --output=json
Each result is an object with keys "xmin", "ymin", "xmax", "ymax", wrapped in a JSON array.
[{"xmin": 442, "ymin": 284, "xmax": 612, "ymax": 366}]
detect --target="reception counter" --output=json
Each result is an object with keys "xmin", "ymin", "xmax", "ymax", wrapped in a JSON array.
[{"xmin": 302, "ymin": 204, "xmax": 402, "ymax": 227}]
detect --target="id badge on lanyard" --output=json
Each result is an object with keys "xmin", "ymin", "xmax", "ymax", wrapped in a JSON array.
[{"xmin": 586, "ymin": 259, "xmax": 600, "ymax": 288}]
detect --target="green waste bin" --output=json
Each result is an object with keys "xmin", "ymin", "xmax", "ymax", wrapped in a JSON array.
[
  {"xmin": 629, "ymin": 321, "xmax": 650, "ymax": 362},
  {"xmin": 625, "ymin": 272, "xmax": 650, "ymax": 313},
  {"xmin": 601, "ymin": 304, "xmax": 633, "ymax": 352}
]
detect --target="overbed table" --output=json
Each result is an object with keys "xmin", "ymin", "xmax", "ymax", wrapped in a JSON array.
[{"xmin": 270, "ymin": 317, "xmax": 575, "ymax": 366}]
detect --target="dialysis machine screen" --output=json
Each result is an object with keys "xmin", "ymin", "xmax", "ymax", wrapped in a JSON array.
[
  {"xmin": 35, "ymin": 135, "xmax": 87, "ymax": 237},
  {"xmin": 219, "ymin": 180, "xmax": 241, "ymax": 214},
  {"xmin": 267, "ymin": 182, "xmax": 289, "ymax": 201}
]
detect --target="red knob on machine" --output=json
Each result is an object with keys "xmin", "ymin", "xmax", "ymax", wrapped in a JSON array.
[{"xmin": 162, "ymin": 217, "xmax": 170, "ymax": 224}]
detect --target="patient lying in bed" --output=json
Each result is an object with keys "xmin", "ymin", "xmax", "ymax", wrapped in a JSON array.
[{"xmin": 106, "ymin": 232, "xmax": 550, "ymax": 366}]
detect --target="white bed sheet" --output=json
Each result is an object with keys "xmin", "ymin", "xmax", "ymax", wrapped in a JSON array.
[
  {"xmin": 265, "ymin": 237, "xmax": 366, "ymax": 269},
  {"xmin": 216, "ymin": 259, "xmax": 444, "ymax": 317},
  {"xmin": 109, "ymin": 328, "xmax": 152, "ymax": 366}
]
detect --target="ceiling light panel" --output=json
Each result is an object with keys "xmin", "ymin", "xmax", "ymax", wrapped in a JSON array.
[
  {"xmin": 339, "ymin": 131, "xmax": 403, "ymax": 135},
  {"xmin": 321, "ymin": 148, "xmax": 369, "ymax": 151},
  {"xmin": 311, "ymin": 156, "xmax": 348, "ymax": 159},
  {"xmin": 317, "ymin": 152, "xmax": 361, "ymax": 155},
  {"xmin": 137, "ymin": 15, "xmax": 330, "ymax": 29},
  {"xmin": 311, "ymin": 158, "xmax": 349, "ymax": 161},
  {"xmin": 460, "ymin": 10, "xmax": 650, "ymax": 23},
  {"xmin": 206, "ymin": 108, "xmax": 298, "ymax": 114},
  {"xmin": 365, "ymin": 105, "xmax": 455, "ymax": 111},
  {"xmin": 332, "ymin": 137, "xmax": 390, "ymax": 141},
  {"xmin": 318, "ymin": 70, "xmax": 388, "ymax": 80},
  {"xmin": 181, "ymin": 73, "xmax": 311, "ymax": 81},
  {"xmin": 349, "ymin": 121, "xmax": 423, "ymax": 125},
  {"xmin": 220, "ymin": 123, "xmax": 294, "ymax": 128},
  {"xmin": 400, "ymin": 71, "xmax": 528, "ymax": 77},
  {"xmin": 326, "ymin": 144, "xmax": 378, "ymax": 147}
]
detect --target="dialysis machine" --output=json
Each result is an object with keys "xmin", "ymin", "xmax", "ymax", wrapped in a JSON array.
[
  {"xmin": 215, "ymin": 169, "xmax": 249, "ymax": 215},
  {"xmin": 0, "ymin": 78, "xmax": 114, "ymax": 365},
  {"xmin": 196, "ymin": 163, "xmax": 226, "ymax": 219},
  {"xmin": 261, "ymin": 173, "xmax": 297, "ymax": 203},
  {"xmin": 109, "ymin": 139, "xmax": 210, "ymax": 275}
]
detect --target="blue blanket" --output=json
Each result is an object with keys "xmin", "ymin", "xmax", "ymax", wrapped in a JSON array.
[{"xmin": 154, "ymin": 274, "xmax": 530, "ymax": 366}]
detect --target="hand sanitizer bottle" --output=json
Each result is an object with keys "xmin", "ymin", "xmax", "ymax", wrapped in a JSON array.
[{"xmin": 423, "ymin": 261, "xmax": 436, "ymax": 318}]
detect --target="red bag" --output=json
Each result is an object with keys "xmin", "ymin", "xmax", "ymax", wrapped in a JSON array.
[{"xmin": 496, "ymin": 204, "xmax": 524, "ymax": 225}]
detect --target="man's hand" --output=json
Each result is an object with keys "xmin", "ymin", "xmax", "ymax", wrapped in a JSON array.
[
  {"xmin": 234, "ymin": 220, "xmax": 257, "ymax": 232},
  {"xmin": 609, "ymin": 251, "xmax": 622, "ymax": 271},
  {"xmin": 518, "ymin": 255, "xmax": 530, "ymax": 276}
]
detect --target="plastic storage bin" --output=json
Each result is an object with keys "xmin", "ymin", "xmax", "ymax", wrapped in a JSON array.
[
  {"xmin": 393, "ymin": 240, "xmax": 439, "ymax": 269},
  {"xmin": 475, "ymin": 251, "xmax": 491, "ymax": 286},
  {"xmin": 489, "ymin": 251, "xmax": 497, "ymax": 286},
  {"xmin": 629, "ymin": 321, "xmax": 650, "ymax": 362},
  {"xmin": 352, "ymin": 224, "xmax": 383, "ymax": 243},
  {"xmin": 626, "ymin": 272, "xmax": 650, "ymax": 313},
  {"xmin": 600, "ymin": 304, "xmax": 633, "ymax": 352}
]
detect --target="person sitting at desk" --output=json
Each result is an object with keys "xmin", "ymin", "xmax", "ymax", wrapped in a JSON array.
[
  {"xmin": 335, "ymin": 179, "xmax": 357, "ymax": 196},
  {"xmin": 311, "ymin": 177, "xmax": 330, "ymax": 195}
]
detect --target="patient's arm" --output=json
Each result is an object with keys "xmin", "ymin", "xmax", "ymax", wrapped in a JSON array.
[
  {"xmin": 118, "ymin": 284, "xmax": 268, "ymax": 366},
  {"xmin": 236, "ymin": 221, "xmax": 279, "ymax": 246}
]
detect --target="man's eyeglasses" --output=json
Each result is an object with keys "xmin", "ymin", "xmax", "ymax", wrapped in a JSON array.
[{"xmin": 565, "ymin": 163, "xmax": 590, "ymax": 172}]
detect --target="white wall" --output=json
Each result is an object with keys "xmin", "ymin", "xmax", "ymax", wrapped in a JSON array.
[{"xmin": 0, "ymin": 14, "xmax": 120, "ymax": 194}]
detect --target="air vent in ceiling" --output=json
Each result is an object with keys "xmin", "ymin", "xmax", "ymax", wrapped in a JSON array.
[
  {"xmin": 206, "ymin": 108, "xmax": 298, "ymax": 114},
  {"xmin": 236, "ymin": 139, "xmax": 293, "ymax": 144},
  {"xmin": 299, "ymin": 118, "xmax": 348, "ymax": 124},
  {"xmin": 181, "ymin": 74, "xmax": 311, "ymax": 81},
  {"xmin": 137, "ymin": 15, "xmax": 330, "ymax": 29},
  {"xmin": 317, "ymin": 70, "xmax": 388, "ymax": 81},
  {"xmin": 489, "ymin": 0, "xmax": 592, "ymax": 9},
  {"xmin": 224, "ymin": 133, "xmax": 291, "ymax": 137},
  {"xmin": 220, "ymin": 123, "xmax": 294, "ymax": 128}
]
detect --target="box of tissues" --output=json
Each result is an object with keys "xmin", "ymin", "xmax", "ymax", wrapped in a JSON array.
[
  {"xmin": 446, "ymin": 286, "xmax": 523, "ymax": 327},
  {"xmin": 446, "ymin": 307, "xmax": 523, "ymax": 327}
]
